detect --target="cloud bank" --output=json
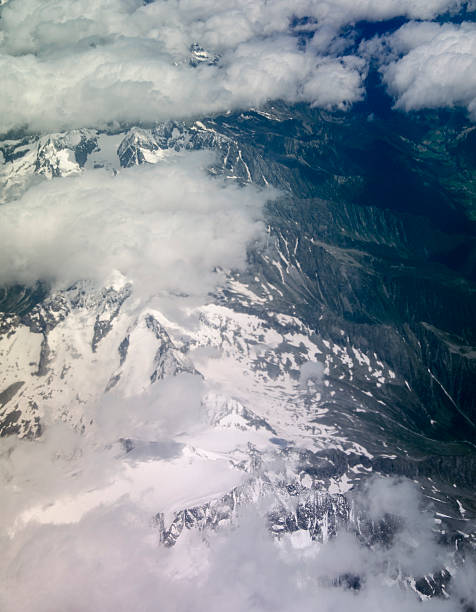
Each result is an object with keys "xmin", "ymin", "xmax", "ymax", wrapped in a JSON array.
[
  {"xmin": 379, "ymin": 21, "xmax": 476, "ymax": 117},
  {"xmin": 0, "ymin": 0, "xmax": 471, "ymax": 134},
  {"xmin": 1, "ymin": 419, "xmax": 474, "ymax": 612},
  {"xmin": 0, "ymin": 150, "xmax": 269, "ymax": 296}
]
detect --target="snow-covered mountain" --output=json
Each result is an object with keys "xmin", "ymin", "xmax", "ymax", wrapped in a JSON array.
[{"xmin": 1, "ymin": 104, "xmax": 476, "ymax": 607}]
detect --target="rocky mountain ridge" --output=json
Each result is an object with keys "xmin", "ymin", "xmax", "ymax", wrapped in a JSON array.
[{"xmin": 1, "ymin": 104, "xmax": 475, "ymax": 604}]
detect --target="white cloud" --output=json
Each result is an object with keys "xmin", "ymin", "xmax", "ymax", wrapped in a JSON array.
[
  {"xmin": 0, "ymin": 0, "xmax": 468, "ymax": 133},
  {"xmin": 0, "ymin": 150, "xmax": 269, "ymax": 297},
  {"xmin": 1, "ymin": 2, "xmax": 475, "ymax": 610},
  {"xmin": 380, "ymin": 21, "xmax": 476, "ymax": 117},
  {"xmin": 305, "ymin": 55, "xmax": 367, "ymax": 108},
  {"xmin": 0, "ymin": 30, "xmax": 366, "ymax": 134},
  {"xmin": 0, "ymin": 438, "xmax": 470, "ymax": 612}
]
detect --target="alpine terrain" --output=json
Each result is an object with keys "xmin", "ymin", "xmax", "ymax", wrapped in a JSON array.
[{"xmin": 1, "ymin": 1, "xmax": 476, "ymax": 611}]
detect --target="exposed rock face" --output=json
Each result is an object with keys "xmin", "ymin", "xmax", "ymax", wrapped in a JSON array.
[{"xmin": 1, "ymin": 103, "xmax": 475, "ymax": 601}]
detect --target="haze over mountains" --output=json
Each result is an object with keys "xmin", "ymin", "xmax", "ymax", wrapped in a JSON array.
[{"xmin": 1, "ymin": 1, "xmax": 476, "ymax": 610}]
